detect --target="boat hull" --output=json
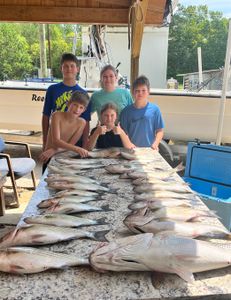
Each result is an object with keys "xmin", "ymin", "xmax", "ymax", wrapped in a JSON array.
[{"xmin": 0, "ymin": 84, "xmax": 230, "ymax": 143}]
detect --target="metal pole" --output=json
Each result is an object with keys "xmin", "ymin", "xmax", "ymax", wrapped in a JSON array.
[
  {"xmin": 216, "ymin": 19, "xmax": 231, "ymax": 145},
  {"xmin": 197, "ymin": 47, "xmax": 203, "ymax": 85}
]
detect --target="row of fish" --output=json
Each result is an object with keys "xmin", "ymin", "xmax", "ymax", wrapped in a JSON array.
[
  {"xmin": 0, "ymin": 151, "xmax": 120, "ymax": 274},
  {"xmin": 95, "ymin": 150, "xmax": 231, "ymax": 282},
  {"xmin": 1, "ymin": 148, "xmax": 230, "ymax": 283}
]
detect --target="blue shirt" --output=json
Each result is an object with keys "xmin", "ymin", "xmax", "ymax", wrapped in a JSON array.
[
  {"xmin": 42, "ymin": 82, "xmax": 91, "ymax": 121},
  {"xmin": 120, "ymin": 102, "xmax": 164, "ymax": 147}
]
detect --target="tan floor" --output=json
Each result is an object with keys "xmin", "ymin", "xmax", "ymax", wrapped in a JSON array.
[{"xmin": 0, "ymin": 133, "xmax": 42, "ymax": 231}]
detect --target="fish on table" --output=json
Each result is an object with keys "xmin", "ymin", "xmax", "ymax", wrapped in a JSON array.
[
  {"xmin": 0, "ymin": 247, "xmax": 89, "ymax": 274},
  {"xmin": 128, "ymin": 199, "xmax": 192, "ymax": 210},
  {"xmin": 24, "ymin": 214, "xmax": 107, "ymax": 228},
  {"xmin": 132, "ymin": 177, "xmax": 184, "ymax": 185},
  {"xmin": 0, "ymin": 224, "xmax": 110, "ymax": 248},
  {"xmin": 133, "ymin": 183, "xmax": 192, "ymax": 194},
  {"xmin": 54, "ymin": 189, "xmax": 100, "ymax": 198},
  {"xmin": 45, "ymin": 174, "xmax": 100, "ymax": 185},
  {"xmin": 37, "ymin": 195, "xmax": 101, "ymax": 208},
  {"xmin": 47, "ymin": 181, "xmax": 110, "ymax": 192},
  {"xmin": 125, "ymin": 206, "xmax": 217, "ymax": 223},
  {"xmin": 89, "ymin": 232, "xmax": 231, "ymax": 283},
  {"xmin": 124, "ymin": 212, "xmax": 231, "ymax": 239},
  {"xmin": 44, "ymin": 202, "xmax": 111, "ymax": 215},
  {"xmin": 127, "ymin": 162, "xmax": 185, "ymax": 180},
  {"xmin": 134, "ymin": 191, "xmax": 197, "ymax": 201}
]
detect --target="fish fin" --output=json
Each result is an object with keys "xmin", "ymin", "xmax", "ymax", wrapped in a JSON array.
[
  {"xmin": 174, "ymin": 267, "xmax": 195, "ymax": 283},
  {"xmin": 101, "ymin": 205, "xmax": 112, "ymax": 212},
  {"xmin": 10, "ymin": 264, "xmax": 26, "ymax": 274},
  {"xmin": 96, "ymin": 218, "xmax": 108, "ymax": 225},
  {"xmin": 93, "ymin": 230, "xmax": 110, "ymax": 242},
  {"xmin": 32, "ymin": 234, "xmax": 47, "ymax": 242}
]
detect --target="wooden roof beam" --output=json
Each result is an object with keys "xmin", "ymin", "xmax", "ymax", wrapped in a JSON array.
[
  {"xmin": 0, "ymin": 5, "xmax": 163, "ymax": 25},
  {"xmin": 130, "ymin": 0, "xmax": 149, "ymax": 88},
  {"xmin": 0, "ymin": 6, "xmax": 128, "ymax": 24}
]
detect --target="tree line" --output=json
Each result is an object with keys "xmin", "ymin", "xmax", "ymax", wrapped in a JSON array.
[
  {"xmin": 0, "ymin": 5, "xmax": 229, "ymax": 83},
  {"xmin": 0, "ymin": 24, "xmax": 81, "ymax": 80},
  {"xmin": 167, "ymin": 5, "xmax": 229, "ymax": 80}
]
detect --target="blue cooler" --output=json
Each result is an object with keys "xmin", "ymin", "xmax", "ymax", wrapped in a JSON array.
[{"xmin": 184, "ymin": 142, "xmax": 231, "ymax": 230}]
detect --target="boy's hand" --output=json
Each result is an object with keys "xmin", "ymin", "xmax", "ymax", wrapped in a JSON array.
[
  {"xmin": 76, "ymin": 147, "xmax": 89, "ymax": 158},
  {"xmin": 113, "ymin": 122, "xmax": 122, "ymax": 135},
  {"xmin": 39, "ymin": 148, "xmax": 56, "ymax": 163},
  {"xmin": 151, "ymin": 141, "xmax": 159, "ymax": 151},
  {"xmin": 96, "ymin": 121, "xmax": 107, "ymax": 135}
]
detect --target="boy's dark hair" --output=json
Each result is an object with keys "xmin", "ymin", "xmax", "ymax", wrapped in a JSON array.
[
  {"xmin": 100, "ymin": 102, "xmax": 118, "ymax": 115},
  {"xmin": 132, "ymin": 75, "xmax": 150, "ymax": 91},
  {"xmin": 60, "ymin": 53, "xmax": 79, "ymax": 66},
  {"xmin": 69, "ymin": 91, "xmax": 89, "ymax": 108}
]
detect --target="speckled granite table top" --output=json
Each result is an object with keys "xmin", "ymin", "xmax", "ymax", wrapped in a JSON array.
[{"xmin": 0, "ymin": 148, "xmax": 231, "ymax": 300}]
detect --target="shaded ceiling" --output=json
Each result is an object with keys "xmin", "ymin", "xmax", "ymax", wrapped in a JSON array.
[{"xmin": 0, "ymin": 0, "xmax": 167, "ymax": 25}]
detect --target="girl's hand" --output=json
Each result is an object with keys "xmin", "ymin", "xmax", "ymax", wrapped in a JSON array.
[
  {"xmin": 113, "ymin": 122, "xmax": 122, "ymax": 135},
  {"xmin": 39, "ymin": 148, "xmax": 56, "ymax": 163},
  {"xmin": 96, "ymin": 121, "xmax": 107, "ymax": 135},
  {"xmin": 76, "ymin": 147, "xmax": 89, "ymax": 158}
]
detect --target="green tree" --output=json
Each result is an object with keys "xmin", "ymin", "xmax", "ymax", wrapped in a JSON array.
[
  {"xmin": 0, "ymin": 23, "xmax": 83, "ymax": 80},
  {"xmin": 0, "ymin": 23, "xmax": 33, "ymax": 79},
  {"xmin": 167, "ymin": 5, "xmax": 229, "ymax": 80}
]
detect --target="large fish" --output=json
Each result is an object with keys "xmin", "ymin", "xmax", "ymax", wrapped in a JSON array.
[
  {"xmin": 47, "ymin": 181, "xmax": 110, "ymax": 192},
  {"xmin": 45, "ymin": 174, "xmax": 99, "ymax": 185},
  {"xmin": 0, "ymin": 224, "xmax": 109, "ymax": 248},
  {"xmin": 55, "ymin": 158, "xmax": 103, "ymax": 169},
  {"xmin": 55, "ymin": 157, "xmax": 105, "ymax": 165},
  {"xmin": 127, "ymin": 162, "xmax": 185, "ymax": 180},
  {"xmin": 134, "ymin": 191, "xmax": 196, "ymax": 201},
  {"xmin": 24, "ymin": 214, "xmax": 107, "ymax": 228},
  {"xmin": 37, "ymin": 195, "xmax": 100, "ymax": 208},
  {"xmin": 105, "ymin": 164, "xmax": 136, "ymax": 174},
  {"xmin": 44, "ymin": 202, "xmax": 111, "ymax": 214},
  {"xmin": 47, "ymin": 164, "xmax": 86, "ymax": 175},
  {"xmin": 87, "ymin": 148, "xmax": 121, "ymax": 158},
  {"xmin": 125, "ymin": 206, "xmax": 216, "ymax": 222},
  {"xmin": 128, "ymin": 199, "xmax": 192, "ymax": 210},
  {"xmin": 55, "ymin": 189, "xmax": 99, "ymax": 198},
  {"xmin": 132, "ymin": 177, "xmax": 181, "ymax": 186},
  {"xmin": 0, "ymin": 247, "xmax": 88, "ymax": 274},
  {"xmin": 89, "ymin": 233, "xmax": 231, "ymax": 282},
  {"xmin": 133, "ymin": 183, "xmax": 192, "ymax": 194},
  {"xmin": 123, "ymin": 214, "xmax": 231, "ymax": 239}
]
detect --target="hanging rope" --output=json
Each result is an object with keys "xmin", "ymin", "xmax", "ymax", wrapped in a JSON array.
[{"xmin": 128, "ymin": 0, "xmax": 144, "ymax": 50}]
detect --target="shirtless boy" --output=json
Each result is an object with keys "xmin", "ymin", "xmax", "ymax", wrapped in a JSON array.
[{"xmin": 40, "ymin": 91, "xmax": 89, "ymax": 171}]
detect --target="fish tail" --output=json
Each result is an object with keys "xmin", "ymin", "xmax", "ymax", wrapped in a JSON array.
[
  {"xmin": 110, "ymin": 188, "xmax": 119, "ymax": 194},
  {"xmin": 93, "ymin": 230, "xmax": 110, "ymax": 242},
  {"xmin": 101, "ymin": 205, "xmax": 112, "ymax": 212},
  {"xmin": 96, "ymin": 218, "xmax": 108, "ymax": 225},
  {"xmin": 174, "ymin": 161, "xmax": 185, "ymax": 173}
]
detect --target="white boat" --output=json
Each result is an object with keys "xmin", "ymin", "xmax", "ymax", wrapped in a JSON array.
[{"xmin": 0, "ymin": 80, "xmax": 230, "ymax": 145}]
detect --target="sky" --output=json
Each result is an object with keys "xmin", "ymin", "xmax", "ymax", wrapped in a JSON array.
[{"xmin": 179, "ymin": 0, "xmax": 231, "ymax": 18}]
